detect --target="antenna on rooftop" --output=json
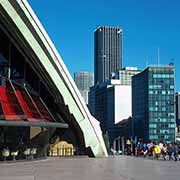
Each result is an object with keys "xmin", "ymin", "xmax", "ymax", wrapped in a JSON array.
[
  {"xmin": 157, "ymin": 48, "xmax": 160, "ymax": 66},
  {"xmin": 169, "ymin": 58, "xmax": 175, "ymax": 66},
  {"xmin": 146, "ymin": 59, "xmax": 149, "ymax": 67}
]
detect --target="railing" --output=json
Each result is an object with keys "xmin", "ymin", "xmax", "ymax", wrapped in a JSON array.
[
  {"xmin": 0, "ymin": 147, "xmax": 39, "ymax": 161},
  {"xmin": 49, "ymin": 147, "xmax": 75, "ymax": 156}
]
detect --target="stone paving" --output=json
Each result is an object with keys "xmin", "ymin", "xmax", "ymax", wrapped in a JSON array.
[{"xmin": 0, "ymin": 156, "xmax": 179, "ymax": 180}]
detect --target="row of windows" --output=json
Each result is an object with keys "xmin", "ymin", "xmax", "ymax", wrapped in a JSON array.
[
  {"xmin": 149, "ymin": 107, "xmax": 174, "ymax": 112},
  {"xmin": 149, "ymin": 118, "xmax": 175, "ymax": 123},
  {"xmin": 149, "ymin": 90, "xmax": 174, "ymax": 95},
  {"xmin": 149, "ymin": 123, "xmax": 176, "ymax": 128},
  {"xmin": 149, "ymin": 68, "xmax": 173, "ymax": 73},
  {"xmin": 149, "ymin": 85, "xmax": 162, "ymax": 89},
  {"xmin": 149, "ymin": 135, "xmax": 172, "ymax": 140},
  {"xmin": 149, "ymin": 100, "xmax": 174, "ymax": 106},
  {"xmin": 149, "ymin": 112, "xmax": 174, "ymax": 118},
  {"xmin": 152, "ymin": 74, "xmax": 174, "ymax": 78},
  {"xmin": 149, "ymin": 79, "xmax": 174, "ymax": 84},
  {"xmin": 149, "ymin": 129, "xmax": 175, "ymax": 134},
  {"xmin": 149, "ymin": 95, "xmax": 174, "ymax": 101},
  {"xmin": 149, "ymin": 85, "xmax": 174, "ymax": 90}
]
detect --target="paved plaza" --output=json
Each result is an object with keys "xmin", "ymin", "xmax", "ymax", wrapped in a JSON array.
[{"xmin": 0, "ymin": 156, "xmax": 179, "ymax": 180}]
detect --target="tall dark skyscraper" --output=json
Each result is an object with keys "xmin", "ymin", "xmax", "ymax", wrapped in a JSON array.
[{"xmin": 94, "ymin": 26, "xmax": 122, "ymax": 85}]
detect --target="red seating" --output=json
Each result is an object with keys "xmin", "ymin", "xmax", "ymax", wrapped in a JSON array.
[
  {"xmin": 12, "ymin": 83, "xmax": 42, "ymax": 122},
  {"xmin": 0, "ymin": 79, "xmax": 24, "ymax": 121},
  {"xmin": 0, "ymin": 77, "xmax": 56, "ymax": 123}
]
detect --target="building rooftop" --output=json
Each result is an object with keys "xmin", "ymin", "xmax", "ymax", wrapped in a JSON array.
[
  {"xmin": 121, "ymin": 67, "xmax": 138, "ymax": 71},
  {"xmin": 95, "ymin": 26, "xmax": 122, "ymax": 32}
]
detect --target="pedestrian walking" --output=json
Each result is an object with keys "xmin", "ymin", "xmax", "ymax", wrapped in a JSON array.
[
  {"xmin": 178, "ymin": 144, "xmax": 180, "ymax": 161},
  {"xmin": 172, "ymin": 143, "xmax": 178, "ymax": 161},
  {"xmin": 167, "ymin": 143, "xmax": 173, "ymax": 161},
  {"xmin": 143, "ymin": 143, "xmax": 148, "ymax": 157},
  {"xmin": 154, "ymin": 144, "xmax": 161, "ymax": 160},
  {"xmin": 147, "ymin": 141, "xmax": 154, "ymax": 157},
  {"xmin": 161, "ymin": 144, "xmax": 167, "ymax": 160}
]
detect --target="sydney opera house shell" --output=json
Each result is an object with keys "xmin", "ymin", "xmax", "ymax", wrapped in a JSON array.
[{"xmin": 0, "ymin": 0, "xmax": 107, "ymax": 159}]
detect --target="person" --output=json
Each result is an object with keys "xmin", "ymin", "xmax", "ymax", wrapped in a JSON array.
[
  {"xmin": 178, "ymin": 144, "xmax": 180, "ymax": 161},
  {"xmin": 172, "ymin": 143, "xmax": 178, "ymax": 161},
  {"xmin": 167, "ymin": 143, "xmax": 173, "ymax": 160},
  {"xmin": 161, "ymin": 144, "xmax": 167, "ymax": 160},
  {"xmin": 126, "ymin": 139, "xmax": 132, "ymax": 156},
  {"xmin": 147, "ymin": 141, "xmax": 154, "ymax": 157},
  {"xmin": 154, "ymin": 144, "xmax": 161, "ymax": 160},
  {"xmin": 143, "ymin": 143, "xmax": 148, "ymax": 157},
  {"xmin": 136, "ymin": 141, "xmax": 143, "ymax": 157},
  {"xmin": 159, "ymin": 141, "xmax": 163, "ymax": 150}
]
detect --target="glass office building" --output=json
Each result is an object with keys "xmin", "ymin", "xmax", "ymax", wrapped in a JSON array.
[{"xmin": 132, "ymin": 65, "xmax": 176, "ymax": 143}]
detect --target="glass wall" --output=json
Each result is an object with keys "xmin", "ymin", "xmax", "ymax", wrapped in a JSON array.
[
  {"xmin": 148, "ymin": 67, "xmax": 175, "ymax": 143},
  {"xmin": 0, "ymin": 20, "xmax": 61, "ymax": 161}
]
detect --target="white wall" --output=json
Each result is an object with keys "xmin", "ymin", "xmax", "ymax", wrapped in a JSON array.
[{"xmin": 114, "ymin": 85, "xmax": 132, "ymax": 124}]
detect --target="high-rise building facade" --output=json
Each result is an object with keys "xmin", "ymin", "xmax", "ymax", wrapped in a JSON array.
[
  {"xmin": 94, "ymin": 26, "xmax": 122, "ymax": 85},
  {"xmin": 74, "ymin": 72, "xmax": 94, "ymax": 104},
  {"xmin": 132, "ymin": 65, "xmax": 176, "ymax": 143}
]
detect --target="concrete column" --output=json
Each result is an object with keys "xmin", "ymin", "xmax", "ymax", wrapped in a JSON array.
[{"xmin": 121, "ymin": 136, "xmax": 125, "ymax": 154}]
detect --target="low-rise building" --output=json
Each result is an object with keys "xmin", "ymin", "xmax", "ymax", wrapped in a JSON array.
[{"xmin": 89, "ymin": 67, "xmax": 140, "ymax": 149}]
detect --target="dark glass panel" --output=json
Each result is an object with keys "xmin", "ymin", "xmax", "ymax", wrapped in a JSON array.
[
  {"xmin": 0, "ymin": 25, "xmax": 10, "ymax": 77},
  {"xmin": 30, "ymin": 92, "xmax": 54, "ymax": 122},
  {"xmin": 25, "ymin": 63, "xmax": 39, "ymax": 92},
  {"xmin": 11, "ymin": 44, "xmax": 25, "ymax": 81}
]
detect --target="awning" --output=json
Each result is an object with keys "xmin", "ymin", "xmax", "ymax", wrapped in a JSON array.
[{"xmin": 0, "ymin": 120, "xmax": 68, "ymax": 128}]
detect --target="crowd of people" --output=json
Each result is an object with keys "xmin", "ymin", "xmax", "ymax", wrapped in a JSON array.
[{"xmin": 134, "ymin": 141, "xmax": 180, "ymax": 161}]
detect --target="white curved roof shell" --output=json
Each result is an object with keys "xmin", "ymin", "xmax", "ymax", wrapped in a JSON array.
[{"xmin": 0, "ymin": 0, "xmax": 107, "ymax": 157}]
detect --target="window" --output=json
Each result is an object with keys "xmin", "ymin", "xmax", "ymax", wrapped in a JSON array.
[
  {"xmin": 149, "ymin": 129, "xmax": 157, "ymax": 133},
  {"xmin": 169, "ymin": 119, "xmax": 175, "ymax": 122},
  {"xmin": 170, "ymin": 85, "xmax": 174, "ymax": 89},
  {"xmin": 149, "ymin": 124, "xmax": 157, "ymax": 128},
  {"xmin": 170, "ymin": 74, "xmax": 174, "ymax": 78},
  {"xmin": 160, "ymin": 118, "xmax": 167, "ymax": 122},
  {"xmin": 149, "ymin": 135, "xmax": 158, "ymax": 139},
  {"xmin": 162, "ymin": 91, "xmax": 166, "ymax": 95},
  {"xmin": 160, "ymin": 129, "xmax": 169, "ymax": 134},
  {"xmin": 168, "ymin": 124, "xmax": 175, "ymax": 128}
]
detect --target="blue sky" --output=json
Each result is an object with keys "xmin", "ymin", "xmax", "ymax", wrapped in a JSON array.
[{"xmin": 28, "ymin": 0, "xmax": 180, "ymax": 91}]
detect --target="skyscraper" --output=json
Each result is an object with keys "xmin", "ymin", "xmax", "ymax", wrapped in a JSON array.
[
  {"xmin": 74, "ymin": 72, "xmax": 94, "ymax": 104},
  {"xmin": 94, "ymin": 26, "xmax": 122, "ymax": 85},
  {"xmin": 132, "ymin": 65, "xmax": 176, "ymax": 143}
]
